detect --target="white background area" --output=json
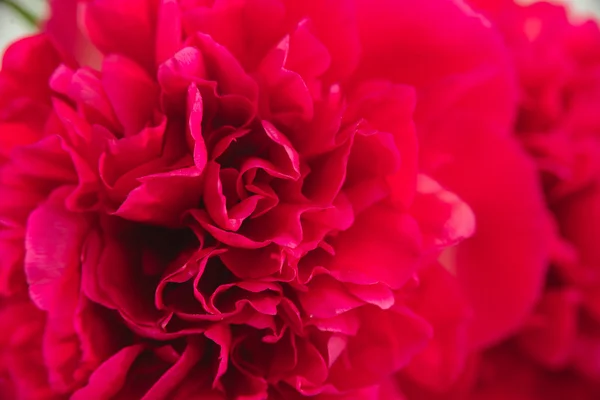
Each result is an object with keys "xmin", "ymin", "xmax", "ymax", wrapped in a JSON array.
[{"xmin": 0, "ymin": 0, "xmax": 45, "ymax": 55}]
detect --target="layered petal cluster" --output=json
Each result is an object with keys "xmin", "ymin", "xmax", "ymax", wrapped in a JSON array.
[
  {"xmin": 0, "ymin": 0, "xmax": 554, "ymax": 399},
  {"xmin": 0, "ymin": 0, "xmax": 482, "ymax": 398}
]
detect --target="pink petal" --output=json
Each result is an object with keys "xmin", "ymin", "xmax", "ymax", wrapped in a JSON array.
[
  {"xmin": 71, "ymin": 345, "xmax": 145, "ymax": 400},
  {"xmin": 187, "ymin": 84, "xmax": 208, "ymax": 171},
  {"xmin": 142, "ymin": 339, "xmax": 203, "ymax": 399},
  {"xmin": 102, "ymin": 55, "xmax": 159, "ymax": 136},
  {"xmin": 298, "ymin": 275, "xmax": 365, "ymax": 319},
  {"xmin": 24, "ymin": 187, "xmax": 91, "ymax": 311},
  {"xmin": 220, "ymin": 244, "xmax": 284, "ymax": 279},
  {"xmin": 115, "ymin": 167, "xmax": 204, "ymax": 227},
  {"xmin": 156, "ymin": 0, "xmax": 182, "ymax": 65},
  {"xmin": 203, "ymin": 162, "xmax": 259, "ymax": 231},
  {"xmin": 328, "ymin": 204, "xmax": 423, "ymax": 289},
  {"xmin": 83, "ymin": 0, "xmax": 158, "ymax": 71},
  {"xmin": 329, "ymin": 306, "xmax": 432, "ymax": 391},
  {"xmin": 438, "ymin": 133, "xmax": 550, "ymax": 348},
  {"xmin": 411, "ymin": 175, "xmax": 476, "ymax": 251}
]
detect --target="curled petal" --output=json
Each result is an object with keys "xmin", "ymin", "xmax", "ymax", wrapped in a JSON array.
[
  {"xmin": 71, "ymin": 345, "xmax": 145, "ymax": 400},
  {"xmin": 115, "ymin": 167, "xmax": 204, "ymax": 227},
  {"xmin": 101, "ymin": 55, "xmax": 159, "ymax": 136}
]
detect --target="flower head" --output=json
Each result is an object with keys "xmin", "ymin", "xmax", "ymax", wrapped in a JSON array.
[{"xmin": 0, "ymin": 0, "xmax": 552, "ymax": 398}]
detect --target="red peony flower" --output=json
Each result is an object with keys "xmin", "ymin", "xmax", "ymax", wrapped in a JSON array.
[{"xmin": 0, "ymin": 0, "xmax": 552, "ymax": 398}]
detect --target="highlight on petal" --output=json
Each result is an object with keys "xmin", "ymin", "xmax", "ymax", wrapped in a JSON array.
[
  {"xmin": 437, "ymin": 132, "xmax": 551, "ymax": 348},
  {"xmin": 412, "ymin": 174, "xmax": 476, "ymax": 251},
  {"xmin": 24, "ymin": 187, "xmax": 91, "ymax": 311}
]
